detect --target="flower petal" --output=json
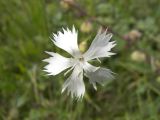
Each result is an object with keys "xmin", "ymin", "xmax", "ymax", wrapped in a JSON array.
[
  {"xmin": 83, "ymin": 29, "xmax": 116, "ymax": 61},
  {"xmin": 51, "ymin": 26, "xmax": 81, "ymax": 57},
  {"xmin": 83, "ymin": 62, "xmax": 99, "ymax": 72},
  {"xmin": 43, "ymin": 51, "xmax": 74, "ymax": 75},
  {"xmin": 62, "ymin": 65, "xmax": 85, "ymax": 100},
  {"xmin": 83, "ymin": 63, "xmax": 114, "ymax": 90}
]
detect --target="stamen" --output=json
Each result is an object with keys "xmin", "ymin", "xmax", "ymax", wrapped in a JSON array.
[
  {"xmin": 96, "ymin": 58, "xmax": 101, "ymax": 63},
  {"xmin": 64, "ymin": 66, "xmax": 74, "ymax": 76}
]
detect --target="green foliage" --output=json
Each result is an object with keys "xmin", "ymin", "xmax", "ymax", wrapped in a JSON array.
[{"xmin": 0, "ymin": 0, "xmax": 160, "ymax": 119}]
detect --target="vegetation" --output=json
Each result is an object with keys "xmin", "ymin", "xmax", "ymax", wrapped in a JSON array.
[{"xmin": 0, "ymin": 0, "xmax": 160, "ymax": 119}]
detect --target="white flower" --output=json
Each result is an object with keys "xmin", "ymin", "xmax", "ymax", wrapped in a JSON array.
[{"xmin": 43, "ymin": 26, "xmax": 116, "ymax": 100}]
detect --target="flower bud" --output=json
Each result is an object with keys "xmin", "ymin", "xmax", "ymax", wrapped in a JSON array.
[
  {"xmin": 124, "ymin": 29, "xmax": 142, "ymax": 41},
  {"xmin": 79, "ymin": 41, "xmax": 87, "ymax": 53},
  {"xmin": 80, "ymin": 21, "xmax": 93, "ymax": 33},
  {"xmin": 156, "ymin": 76, "xmax": 160, "ymax": 83},
  {"xmin": 60, "ymin": 1, "xmax": 69, "ymax": 10},
  {"xmin": 131, "ymin": 51, "xmax": 146, "ymax": 62}
]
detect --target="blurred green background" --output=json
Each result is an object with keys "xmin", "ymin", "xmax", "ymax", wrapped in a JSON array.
[{"xmin": 0, "ymin": 0, "xmax": 160, "ymax": 120}]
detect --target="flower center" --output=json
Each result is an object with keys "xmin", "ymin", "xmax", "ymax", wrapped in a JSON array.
[
  {"xmin": 79, "ymin": 57, "xmax": 84, "ymax": 62},
  {"xmin": 74, "ymin": 56, "xmax": 85, "ymax": 66}
]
